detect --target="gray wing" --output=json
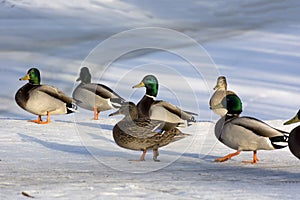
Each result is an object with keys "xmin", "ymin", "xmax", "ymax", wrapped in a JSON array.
[
  {"xmin": 153, "ymin": 101, "xmax": 197, "ymax": 120},
  {"xmin": 232, "ymin": 117, "xmax": 287, "ymax": 137},
  {"xmin": 81, "ymin": 83, "xmax": 124, "ymax": 100},
  {"xmin": 38, "ymin": 85, "xmax": 73, "ymax": 103}
]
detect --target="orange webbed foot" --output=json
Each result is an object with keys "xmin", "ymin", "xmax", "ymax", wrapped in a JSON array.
[
  {"xmin": 215, "ymin": 151, "xmax": 241, "ymax": 162},
  {"xmin": 215, "ymin": 157, "xmax": 230, "ymax": 162},
  {"xmin": 28, "ymin": 113, "xmax": 50, "ymax": 124},
  {"xmin": 242, "ymin": 151, "xmax": 259, "ymax": 164},
  {"xmin": 28, "ymin": 115, "xmax": 43, "ymax": 124}
]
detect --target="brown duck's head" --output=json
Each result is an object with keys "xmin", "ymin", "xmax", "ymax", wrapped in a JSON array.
[
  {"xmin": 109, "ymin": 102, "xmax": 138, "ymax": 120},
  {"xmin": 76, "ymin": 67, "xmax": 91, "ymax": 83},
  {"xmin": 214, "ymin": 76, "xmax": 227, "ymax": 90}
]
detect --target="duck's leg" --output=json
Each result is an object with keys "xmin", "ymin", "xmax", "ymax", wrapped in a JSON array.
[
  {"xmin": 215, "ymin": 151, "xmax": 241, "ymax": 162},
  {"xmin": 129, "ymin": 150, "xmax": 147, "ymax": 161},
  {"xmin": 140, "ymin": 149, "xmax": 147, "ymax": 161},
  {"xmin": 93, "ymin": 107, "xmax": 99, "ymax": 120},
  {"xmin": 29, "ymin": 115, "xmax": 43, "ymax": 123},
  {"xmin": 153, "ymin": 149, "xmax": 160, "ymax": 162},
  {"xmin": 39, "ymin": 112, "xmax": 51, "ymax": 124},
  {"xmin": 242, "ymin": 150, "xmax": 259, "ymax": 164}
]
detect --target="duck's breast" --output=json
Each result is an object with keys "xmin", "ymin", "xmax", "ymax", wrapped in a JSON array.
[{"xmin": 15, "ymin": 83, "xmax": 35, "ymax": 110}]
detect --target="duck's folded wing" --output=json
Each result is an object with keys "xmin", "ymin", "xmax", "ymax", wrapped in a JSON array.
[
  {"xmin": 96, "ymin": 84, "xmax": 125, "ymax": 101},
  {"xmin": 79, "ymin": 83, "xmax": 123, "ymax": 100},
  {"xmin": 117, "ymin": 120, "xmax": 162, "ymax": 138},
  {"xmin": 80, "ymin": 84, "xmax": 112, "ymax": 99},
  {"xmin": 39, "ymin": 85, "xmax": 73, "ymax": 103},
  {"xmin": 232, "ymin": 117, "xmax": 288, "ymax": 137},
  {"xmin": 153, "ymin": 101, "xmax": 197, "ymax": 120}
]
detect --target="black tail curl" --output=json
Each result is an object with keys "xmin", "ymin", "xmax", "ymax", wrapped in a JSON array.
[
  {"xmin": 67, "ymin": 103, "xmax": 78, "ymax": 114},
  {"xmin": 270, "ymin": 134, "xmax": 289, "ymax": 149}
]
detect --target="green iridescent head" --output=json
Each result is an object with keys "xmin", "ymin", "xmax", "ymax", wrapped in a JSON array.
[
  {"xmin": 19, "ymin": 68, "xmax": 41, "ymax": 85},
  {"xmin": 76, "ymin": 67, "xmax": 91, "ymax": 83},
  {"xmin": 132, "ymin": 75, "xmax": 159, "ymax": 97},
  {"xmin": 222, "ymin": 94, "xmax": 243, "ymax": 115},
  {"xmin": 284, "ymin": 109, "xmax": 300, "ymax": 125}
]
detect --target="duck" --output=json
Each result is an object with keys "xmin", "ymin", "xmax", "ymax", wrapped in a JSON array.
[
  {"xmin": 283, "ymin": 110, "xmax": 300, "ymax": 159},
  {"xmin": 72, "ymin": 67, "xmax": 125, "ymax": 120},
  {"xmin": 209, "ymin": 76, "xmax": 240, "ymax": 116},
  {"xmin": 215, "ymin": 94, "xmax": 288, "ymax": 164},
  {"xmin": 132, "ymin": 75, "xmax": 197, "ymax": 129},
  {"xmin": 109, "ymin": 102, "xmax": 189, "ymax": 161},
  {"xmin": 15, "ymin": 68, "xmax": 77, "ymax": 124}
]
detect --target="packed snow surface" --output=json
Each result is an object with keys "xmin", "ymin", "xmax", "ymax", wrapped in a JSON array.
[{"xmin": 1, "ymin": 0, "xmax": 299, "ymax": 199}]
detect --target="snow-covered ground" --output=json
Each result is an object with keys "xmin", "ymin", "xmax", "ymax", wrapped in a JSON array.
[{"xmin": 1, "ymin": 0, "xmax": 300, "ymax": 199}]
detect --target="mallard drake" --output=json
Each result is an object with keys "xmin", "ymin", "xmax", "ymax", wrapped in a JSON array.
[
  {"xmin": 72, "ymin": 67, "xmax": 125, "ymax": 120},
  {"xmin": 109, "ymin": 102, "xmax": 189, "ymax": 161},
  {"xmin": 209, "ymin": 76, "xmax": 240, "ymax": 116},
  {"xmin": 284, "ymin": 110, "xmax": 300, "ymax": 159},
  {"xmin": 132, "ymin": 75, "xmax": 197, "ymax": 129},
  {"xmin": 215, "ymin": 94, "xmax": 288, "ymax": 163},
  {"xmin": 15, "ymin": 68, "xmax": 77, "ymax": 124}
]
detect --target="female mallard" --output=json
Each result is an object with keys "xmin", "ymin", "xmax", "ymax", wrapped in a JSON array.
[
  {"xmin": 15, "ymin": 68, "xmax": 77, "ymax": 124},
  {"xmin": 109, "ymin": 102, "xmax": 189, "ymax": 161},
  {"xmin": 132, "ymin": 75, "xmax": 197, "ymax": 128},
  {"xmin": 215, "ymin": 94, "xmax": 288, "ymax": 164},
  {"xmin": 72, "ymin": 67, "xmax": 125, "ymax": 120},
  {"xmin": 284, "ymin": 110, "xmax": 300, "ymax": 159},
  {"xmin": 209, "ymin": 76, "xmax": 240, "ymax": 116}
]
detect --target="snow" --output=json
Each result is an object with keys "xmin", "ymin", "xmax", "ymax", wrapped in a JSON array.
[{"xmin": 1, "ymin": 0, "xmax": 300, "ymax": 199}]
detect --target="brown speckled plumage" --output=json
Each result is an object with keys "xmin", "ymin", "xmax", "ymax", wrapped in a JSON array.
[{"xmin": 110, "ymin": 102, "xmax": 189, "ymax": 161}]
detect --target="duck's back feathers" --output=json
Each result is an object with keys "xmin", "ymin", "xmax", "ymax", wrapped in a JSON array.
[
  {"xmin": 39, "ymin": 85, "xmax": 73, "ymax": 104},
  {"xmin": 231, "ymin": 116, "xmax": 288, "ymax": 138},
  {"xmin": 76, "ymin": 83, "xmax": 123, "ymax": 100},
  {"xmin": 73, "ymin": 83, "xmax": 125, "ymax": 111},
  {"xmin": 39, "ymin": 85, "xmax": 77, "ymax": 114},
  {"xmin": 152, "ymin": 101, "xmax": 197, "ymax": 119},
  {"xmin": 95, "ymin": 83, "xmax": 124, "ymax": 100},
  {"xmin": 150, "ymin": 100, "xmax": 197, "ymax": 125},
  {"xmin": 114, "ymin": 119, "xmax": 163, "ymax": 138}
]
